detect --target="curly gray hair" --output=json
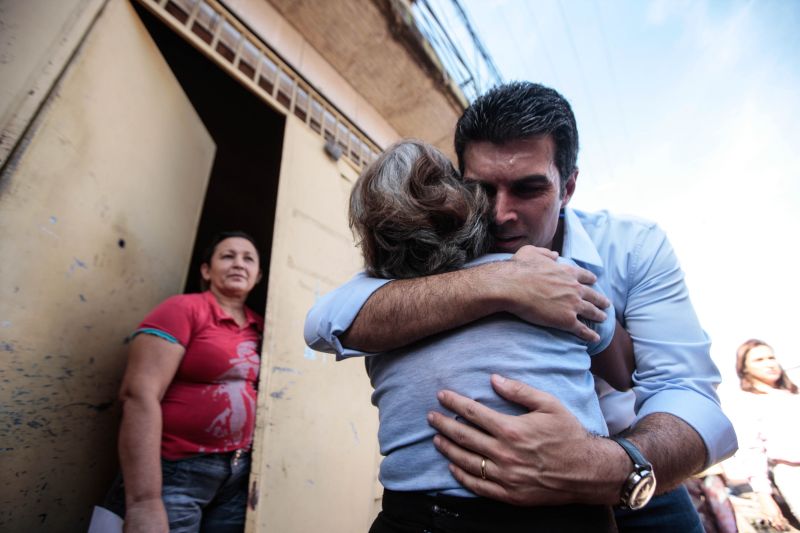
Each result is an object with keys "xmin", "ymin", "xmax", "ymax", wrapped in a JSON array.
[{"xmin": 349, "ymin": 139, "xmax": 492, "ymax": 279}]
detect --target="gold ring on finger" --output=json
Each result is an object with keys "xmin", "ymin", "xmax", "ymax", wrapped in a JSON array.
[{"xmin": 480, "ymin": 457, "xmax": 487, "ymax": 480}]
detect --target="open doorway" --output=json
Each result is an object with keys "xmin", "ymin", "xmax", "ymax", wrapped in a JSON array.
[{"xmin": 134, "ymin": 3, "xmax": 285, "ymax": 314}]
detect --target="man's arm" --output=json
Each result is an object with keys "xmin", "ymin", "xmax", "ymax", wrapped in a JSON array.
[
  {"xmin": 118, "ymin": 334, "xmax": 184, "ymax": 533},
  {"xmin": 305, "ymin": 246, "xmax": 611, "ymax": 356},
  {"xmin": 620, "ymin": 224, "xmax": 736, "ymax": 467},
  {"xmin": 428, "ymin": 376, "xmax": 705, "ymax": 506},
  {"xmin": 428, "ymin": 222, "xmax": 736, "ymax": 505}
]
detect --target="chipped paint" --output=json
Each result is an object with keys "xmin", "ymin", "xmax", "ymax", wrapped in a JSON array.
[
  {"xmin": 271, "ymin": 366, "xmax": 300, "ymax": 374},
  {"xmin": 248, "ymin": 481, "xmax": 259, "ymax": 510},
  {"xmin": 269, "ymin": 387, "xmax": 288, "ymax": 399},
  {"xmin": 66, "ymin": 257, "xmax": 88, "ymax": 276},
  {"xmin": 62, "ymin": 401, "xmax": 114, "ymax": 412},
  {"xmin": 37, "ymin": 224, "xmax": 59, "ymax": 239}
]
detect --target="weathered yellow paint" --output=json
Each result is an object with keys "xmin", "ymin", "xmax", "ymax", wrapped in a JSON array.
[
  {"xmin": 0, "ymin": 1, "xmax": 214, "ymax": 530},
  {"xmin": 247, "ymin": 115, "xmax": 381, "ymax": 532},
  {"xmin": 0, "ymin": 0, "xmax": 106, "ymax": 167}
]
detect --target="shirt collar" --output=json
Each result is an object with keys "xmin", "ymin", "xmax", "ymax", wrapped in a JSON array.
[
  {"xmin": 561, "ymin": 207, "xmax": 604, "ymax": 271},
  {"xmin": 203, "ymin": 290, "xmax": 263, "ymax": 332}
]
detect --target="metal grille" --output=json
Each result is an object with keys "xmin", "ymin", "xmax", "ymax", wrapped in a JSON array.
[{"xmin": 138, "ymin": 0, "xmax": 381, "ymax": 170}]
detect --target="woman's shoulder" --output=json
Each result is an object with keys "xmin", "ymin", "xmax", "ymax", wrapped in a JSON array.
[
  {"xmin": 156, "ymin": 292, "xmax": 207, "ymax": 310},
  {"xmin": 145, "ymin": 292, "xmax": 214, "ymax": 324}
]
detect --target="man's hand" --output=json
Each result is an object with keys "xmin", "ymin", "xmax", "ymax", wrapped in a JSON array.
[
  {"xmin": 499, "ymin": 246, "xmax": 610, "ymax": 343},
  {"xmin": 124, "ymin": 498, "xmax": 169, "ymax": 533},
  {"xmin": 428, "ymin": 374, "xmax": 628, "ymax": 506}
]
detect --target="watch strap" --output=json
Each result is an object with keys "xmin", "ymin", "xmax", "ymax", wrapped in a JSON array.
[
  {"xmin": 610, "ymin": 436, "xmax": 651, "ymax": 468},
  {"xmin": 610, "ymin": 436, "xmax": 656, "ymax": 510}
]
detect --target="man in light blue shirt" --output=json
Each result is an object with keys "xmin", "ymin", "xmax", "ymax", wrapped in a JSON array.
[{"xmin": 305, "ymin": 82, "xmax": 737, "ymax": 530}]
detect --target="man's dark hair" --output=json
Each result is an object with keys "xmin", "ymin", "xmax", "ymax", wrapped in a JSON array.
[{"xmin": 454, "ymin": 81, "xmax": 579, "ymax": 195}]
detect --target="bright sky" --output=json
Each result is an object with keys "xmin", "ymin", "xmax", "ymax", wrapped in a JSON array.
[{"xmin": 460, "ymin": 0, "xmax": 800, "ymax": 387}]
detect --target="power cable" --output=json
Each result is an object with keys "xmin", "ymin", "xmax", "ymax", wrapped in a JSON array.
[
  {"xmin": 521, "ymin": 0, "xmax": 565, "ymax": 88},
  {"xmin": 555, "ymin": 0, "xmax": 616, "ymax": 180}
]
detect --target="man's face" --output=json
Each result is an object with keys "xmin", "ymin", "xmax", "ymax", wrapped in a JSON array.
[{"xmin": 463, "ymin": 135, "xmax": 576, "ymax": 252}]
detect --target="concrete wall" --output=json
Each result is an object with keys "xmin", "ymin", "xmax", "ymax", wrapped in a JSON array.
[
  {"xmin": 0, "ymin": 1, "xmax": 214, "ymax": 529},
  {"xmin": 224, "ymin": 0, "xmax": 401, "ymax": 151}
]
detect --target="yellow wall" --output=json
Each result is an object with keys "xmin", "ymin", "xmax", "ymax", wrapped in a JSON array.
[{"xmin": 0, "ymin": 1, "xmax": 214, "ymax": 529}]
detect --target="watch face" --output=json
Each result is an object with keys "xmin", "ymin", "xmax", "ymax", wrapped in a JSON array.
[{"xmin": 629, "ymin": 474, "xmax": 657, "ymax": 510}]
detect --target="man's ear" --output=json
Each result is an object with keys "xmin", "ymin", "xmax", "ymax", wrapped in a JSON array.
[
  {"xmin": 200, "ymin": 263, "xmax": 211, "ymax": 282},
  {"xmin": 561, "ymin": 169, "xmax": 578, "ymax": 207}
]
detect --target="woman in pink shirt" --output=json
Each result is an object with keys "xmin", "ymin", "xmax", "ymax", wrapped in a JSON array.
[
  {"xmin": 104, "ymin": 231, "xmax": 264, "ymax": 533},
  {"xmin": 725, "ymin": 339, "xmax": 799, "ymax": 531}
]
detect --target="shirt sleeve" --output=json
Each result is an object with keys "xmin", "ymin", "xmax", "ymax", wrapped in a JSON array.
[
  {"xmin": 134, "ymin": 295, "xmax": 195, "ymax": 347},
  {"xmin": 303, "ymin": 271, "xmax": 392, "ymax": 359},
  {"xmin": 625, "ymin": 225, "xmax": 737, "ymax": 467},
  {"xmin": 556, "ymin": 255, "xmax": 614, "ymax": 356},
  {"xmin": 587, "ymin": 290, "xmax": 615, "ymax": 356}
]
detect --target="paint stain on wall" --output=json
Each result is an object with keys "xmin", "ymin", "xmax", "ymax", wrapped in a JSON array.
[
  {"xmin": 67, "ymin": 258, "xmax": 88, "ymax": 276},
  {"xmin": 271, "ymin": 366, "xmax": 300, "ymax": 375},
  {"xmin": 270, "ymin": 387, "xmax": 288, "ymax": 400}
]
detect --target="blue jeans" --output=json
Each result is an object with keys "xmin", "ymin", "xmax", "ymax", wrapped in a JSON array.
[
  {"xmin": 614, "ymin": 485, "xmax": 704, "ymax": 533},
  {"xmin": 104, "ymin": 451, "xmax": 250, "ymax": 533}
]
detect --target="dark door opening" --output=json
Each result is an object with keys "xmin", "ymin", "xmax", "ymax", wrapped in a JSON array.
[{"xmin": 134, "ymin": 3, "xmax": 285, "ymax": 314}]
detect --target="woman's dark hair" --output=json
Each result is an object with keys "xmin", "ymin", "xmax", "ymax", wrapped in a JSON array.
[
  {"xmin": 199, "ymin": 230, "xmax": 261, "ymax": 290},
  {"xmin": 736, "ymin": 338, "xmax": 798, "ymax": 394},
  {"xmin": 454, "ymin": 81, "xmax": 578, "ymax": 197},
  {"xmin": 349, "ymin": 140, "xmax": 492, "ymax": 279}
]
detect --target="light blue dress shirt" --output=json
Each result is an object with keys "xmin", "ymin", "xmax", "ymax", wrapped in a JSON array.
[
  {"xmin": 304, "ymin": 207, "xmax": 738, "ymax": 467},
  {"xmin": 365, "ymin": 254, "xmax": 614, "ymax": 495}
]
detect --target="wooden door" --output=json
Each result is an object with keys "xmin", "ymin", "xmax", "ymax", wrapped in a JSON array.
[
  {"xmin": 0, "ymin": 1, "xmax": 215, "ymax": 529},
  {"xmin": 248, "ymin": 117, "xmax": 382, "ymax": 532}
]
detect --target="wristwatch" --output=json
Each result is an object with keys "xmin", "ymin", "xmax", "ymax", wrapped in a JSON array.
[{"xmin": 610, "ymin": 436, "xmax": 657, "ymax": 510}]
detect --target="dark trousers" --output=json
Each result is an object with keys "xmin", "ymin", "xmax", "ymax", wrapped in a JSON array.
[
  {"xmin": 370, "ymin": 489, "xmax": 617, "ymax": 533},
  {"xmin": 614, "ymin": 485, "xmax": 703, "ymax": 533}
]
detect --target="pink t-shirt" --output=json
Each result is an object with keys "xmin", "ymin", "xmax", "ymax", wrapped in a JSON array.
[{"xmin": 136, "ymin": 291, "xmax": 263, "ymax": 460}]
